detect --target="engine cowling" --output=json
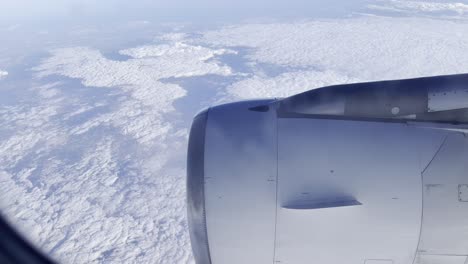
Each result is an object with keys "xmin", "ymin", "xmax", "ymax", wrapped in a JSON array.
[{"xmin": 187, "ymin": 74, "xmax": 468, "ymax": 264}]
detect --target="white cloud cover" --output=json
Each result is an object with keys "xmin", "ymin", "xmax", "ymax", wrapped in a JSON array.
[
  {"xmin": 0, "ymin": 41, "xmax": 234, "ymax": 264},
  {"xmin": 119, "ymin": 42, "xmax": 235, "ymax": 61},
  {"xmin": 226, "ymin": 70, "xmax": 358, "ymax": 100},
  {"xmin": 201, "ymin": 16, "xmax": 468, "ymax": 82},
  {"xmin": 156, "ymin": 32, "xmax": 189, "ymax": 43},
  {"xmin": 34, "ymin": 44, "xmax": 233, "ymax": 145},
  {"xmin": 368, "ymin": 0, "xmax": 468, "ymax": 16},
  {"xmin": 0, "ymin": 70, "xmax": 7, "ymax": 79}
]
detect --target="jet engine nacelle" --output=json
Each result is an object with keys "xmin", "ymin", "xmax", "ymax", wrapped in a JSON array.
[{"xmin": 187, "ymin": 74, "xmax": 468, "ymax": 264}]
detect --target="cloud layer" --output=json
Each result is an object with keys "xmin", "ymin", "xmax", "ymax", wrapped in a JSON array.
[
  {"xmin": 368, "ymin": 0, "xmax": 468, "ymax": 16},
  {"xmin": 201, "ymin": 16, "xmax": 468, "ymax": 82},
  {"xmin": 1, "ymin": 41, "xmax": 233, "ymax": 263},
  {"xmin": 33, "ymin": 44, "xmax": 233, "ymax": 145},
  {"xmin": 0, "ymin": 70, "xmax": 7, "ymax": 79},
  {"xmin": 226, "ymin": 70, "xmax": 358, "ymax": 100}
]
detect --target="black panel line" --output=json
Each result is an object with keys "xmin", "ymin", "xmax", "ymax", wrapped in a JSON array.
[
  {"xmin": 272, "ymin": 110, "xmax": 279, "ymax": 264},
  {"xmin": 412, "ymin": 135, "xmax": 448, "ymax": 264},
  {"xmin": 421, "ymin": 135, "xmax": 448, "ymax": 175}
]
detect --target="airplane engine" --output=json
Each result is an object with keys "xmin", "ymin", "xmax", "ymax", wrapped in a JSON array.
[{"xmin": 187, "ymin": 74, "xmax": 468, "ymax": 264}]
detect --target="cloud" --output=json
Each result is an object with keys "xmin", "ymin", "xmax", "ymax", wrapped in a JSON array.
[
  {"xmin": 226, "ymin": 70, "xmax": 358, "ymax": 100},
  {"xmin": 119, "ymin": 42, "xmax": 235, "ymax": 61},
  {"xmin": 200, "ymin": 16, "xmax": 468, "ymax": 81},
  {"xmin": 0, "ymin": 136, "xmax": 193, "ymax": 263},
  {"xmin": 0, "ymin": 70, "xmax": 7, "ymax": 79},
  {"xmin": 368, "ymin": 0, "xmax": 468, "ymax": 16},
  {"xmin": 0, "ymin": 41, "xmax": 234, "ymax": 264},
  {"xmin": 33, "ymin": 44, "xmax": 233, "ymax": 145},
  {"xmin": 155, "ymin": 33, "xmax": 189, "ymax": 43}
]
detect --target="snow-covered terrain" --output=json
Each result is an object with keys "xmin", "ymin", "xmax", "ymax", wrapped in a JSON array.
[{"xmin": 1, "ymin": 0, "xmax": 468, "ymax": 263}]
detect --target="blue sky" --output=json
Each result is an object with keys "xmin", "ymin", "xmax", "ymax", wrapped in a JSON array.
[{"xmin": 1, "ymin": 0, "xmax": 369, "ymax": 24}]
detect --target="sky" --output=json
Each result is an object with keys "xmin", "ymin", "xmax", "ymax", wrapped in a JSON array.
[{"xmin": 0, "ymin": 0, "xmax": 369, "ymax": 24}]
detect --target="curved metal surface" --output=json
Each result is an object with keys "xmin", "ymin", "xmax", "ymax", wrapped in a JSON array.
[
  {"xmin": 203, "ymin": 100, "xmax": 278, "ymax": 264},
  {"xmin": 188, "ymin": 74, "xmax": 468, "ymax": 264},
  {"xmin": 187, "ymin": 108, "xmax": 212, "ymax": 264},
  {"xmin": 278, "ymin": 73, "xmax": 468, "ymax": 124},
  {"xmin": 275, "ymin": 118, "xmax": 427, "ymax": 264},
  {"xmin": 416, "ymin": 133, "xmax": 468, "ymax": 261}
]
